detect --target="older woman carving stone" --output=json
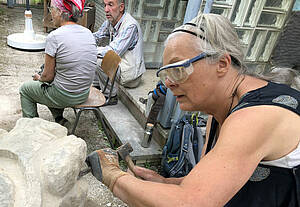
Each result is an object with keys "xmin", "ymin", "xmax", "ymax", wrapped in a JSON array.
[{"xmin": 92, "ymin": 13, "xmax": 300, "ymax": 207}]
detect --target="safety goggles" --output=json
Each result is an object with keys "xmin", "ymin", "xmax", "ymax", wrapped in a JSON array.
[{"xmin": 156, "ymin": 52, "xmax": 209, "ymax": 85}]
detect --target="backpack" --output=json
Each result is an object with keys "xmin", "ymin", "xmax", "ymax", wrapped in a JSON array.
[{"xmin": 161, "ymin": 113, "xmax": 206, "ymax": 178}]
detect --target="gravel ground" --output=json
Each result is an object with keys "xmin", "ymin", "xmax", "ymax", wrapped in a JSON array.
[{"xmin": 0, "ymin": 4, "xmax": 127, "ymax": 206}]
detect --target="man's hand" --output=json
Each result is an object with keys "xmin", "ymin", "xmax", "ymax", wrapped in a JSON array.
[
  {"xmin": 96, "ymin": 148, "xmax": 128, "ymax": 191},
  {"xmin": 32, "ymin": 73, "xmax": 40, "ymax": 81}
]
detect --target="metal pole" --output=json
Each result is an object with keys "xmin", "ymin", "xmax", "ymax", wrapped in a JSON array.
[
  {"xmin": 293, "ymin": 0, "xmax": 300, "ymax": 11},
  {"xmin": 26, "ymin": 0, "xmax": 30, "ymax": 10},
  {"xmin": 204, "ymin": 0, "xmax": 214, "ymax": 14},
  {"xmin": 183, "ymin": 0, "xmax": 202, "ymax": 23}
]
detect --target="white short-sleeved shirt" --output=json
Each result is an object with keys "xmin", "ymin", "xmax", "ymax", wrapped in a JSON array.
[{"xmin": 45, "ymin": 24, "xmax": 97, "ymax": 93}]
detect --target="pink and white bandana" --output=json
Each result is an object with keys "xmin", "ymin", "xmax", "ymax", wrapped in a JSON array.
[{"xmin": 52, "ymin": 0, "xmax": 85, "ymax": 13}]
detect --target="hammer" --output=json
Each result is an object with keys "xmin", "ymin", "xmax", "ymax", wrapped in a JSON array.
[{"xmin": 117, "ymin": 142, "xmax": 140, "ymax": 178}]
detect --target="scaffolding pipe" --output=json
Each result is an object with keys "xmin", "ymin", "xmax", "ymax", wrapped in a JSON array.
[
  {"xmin": 183, "ymin": 0, "xmax": 202, "ymax": 23},
  {"xmin": 204, "ymin": 0, "xmax": 214, "ymax": 14},
  {"xmin": 26, "ymin": 0, "xmax": 29, "ymax": 10}
]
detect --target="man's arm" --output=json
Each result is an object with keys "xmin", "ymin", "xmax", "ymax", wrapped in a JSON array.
[
  {"xmin": 97, "ymin": 24, "xmax": 138, "ymax": 58},
  {"xmin": 93, "ymin": 21, "xmax": 110, "ymax": 46}
]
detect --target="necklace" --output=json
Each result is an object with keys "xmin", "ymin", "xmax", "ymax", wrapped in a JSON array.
[{"xmin": 226, "ymin": 74, "xmax": 245, "ymax": 116}]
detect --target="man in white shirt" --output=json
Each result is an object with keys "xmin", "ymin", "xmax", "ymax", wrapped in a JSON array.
[{"xmin": 93, "ymin": 0, "xmax": 146, "ymax": 105}]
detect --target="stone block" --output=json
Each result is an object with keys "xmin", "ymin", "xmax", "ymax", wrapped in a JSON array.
[
  {"xmin": 41, "ymin": 136, "xmax": 87, "ymax": 196},
  {"xmin": 0, "ymin": 174, "xmax": 14, "ymax": 207},
  {"xmin": 0, "ymin": 129, "xmax": 8, "ymax": 139},
  {"xmin": 0, "ymin": 118, "xmax": 88, "ymax": 207}
]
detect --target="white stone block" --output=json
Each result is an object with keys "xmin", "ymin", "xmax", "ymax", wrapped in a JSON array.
[{"xmin": 0, "ymin": 118, "xmax": 88, "ymax": 207}]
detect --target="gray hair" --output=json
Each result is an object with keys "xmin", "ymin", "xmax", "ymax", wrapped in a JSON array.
[
  {"xmin": 261, "ymin": 67, "xmax": 300, "ymax": 90},
  {"xmin": 60, "ymin": 3, "xmax": 82, "ymax": 23},
  {"xmin": 166, "ymin": 13, "xmax": 300, "ymax": 91},
  {"xmin": 117, "ymin": 0, "xmax": 125, "ymax": 13},
  {"xmin": 166, "ymin": 13, "xmax": 246, "ymax": 71}
]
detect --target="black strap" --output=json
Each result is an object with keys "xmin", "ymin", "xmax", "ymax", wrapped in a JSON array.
[
  {"xmin": 292, "ymin": 165, "xmax": 300, "ymax": 205},
  {"xmin": 205, "ymin": 117, "xmax": 219, "ymax": 154},
  {"xmin": 192, "ymin": 116, "xmax": 199, "ymax": 160}
]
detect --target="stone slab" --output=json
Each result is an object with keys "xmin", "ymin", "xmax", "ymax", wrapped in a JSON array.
[
  {"xmin": 99, "ymin": 101, "xmax": 162, "ymax": 161},
  {"xmin": 118, "ymin": 70, "xmax": 170, "ymax": 148},
  {"xmin": 121, "ymin": 70, "xmax": 159, "ymax": 117}
]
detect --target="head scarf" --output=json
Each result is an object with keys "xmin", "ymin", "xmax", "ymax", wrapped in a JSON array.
[{"xmin": 52, "ymin": 0, "xmax": 85, "ymax": 14}]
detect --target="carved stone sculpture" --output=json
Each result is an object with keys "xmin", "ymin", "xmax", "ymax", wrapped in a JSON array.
[{"xmin": 0, "ymin": 118, "xmax": 88, "ymax": 207}]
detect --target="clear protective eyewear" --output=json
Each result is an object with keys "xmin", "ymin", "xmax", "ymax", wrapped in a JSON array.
[{"xmin": 156, "ymin": 52, "xmax": 209, "ymax": 85}]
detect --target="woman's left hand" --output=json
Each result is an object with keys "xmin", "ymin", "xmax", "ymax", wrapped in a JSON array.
[{"xmin": 131, "ymin": 166, "xmax": 166, "ymax": 183}]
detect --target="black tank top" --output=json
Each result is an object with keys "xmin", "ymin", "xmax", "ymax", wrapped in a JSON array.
[{"xmin": 206, "ymin": 82, "xmax": 300, "ymax": 207}]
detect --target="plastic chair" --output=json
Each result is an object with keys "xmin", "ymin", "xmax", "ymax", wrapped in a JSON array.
[{"xmin": 71, "ymin": 50, "xmax": 121, "ymax": 134}]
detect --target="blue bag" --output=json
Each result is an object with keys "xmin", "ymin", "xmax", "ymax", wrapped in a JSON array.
[{"xmin": 161, "ymin": 113, "xmax": 206, "ymax": 178}]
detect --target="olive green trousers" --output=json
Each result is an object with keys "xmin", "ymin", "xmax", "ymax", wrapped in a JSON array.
[{"xmin": 19, "ymin": 81, "xmax": 89, "ymax": 119}]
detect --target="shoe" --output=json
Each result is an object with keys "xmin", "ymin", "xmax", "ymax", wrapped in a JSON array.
[
  {"xmin": 57, "ymin": 118, "xmax": 70, "ymax": 126},
  {"xmin": 94, "ymin": 85, "xmax": 101, "ymax": 91},
  {"xmin": 105, "ymin": 95, "xmax": 118, "ymax": 105},
  {"xmin": 56, "ymin": 117, "xmax": 72, "ymax": 135}
]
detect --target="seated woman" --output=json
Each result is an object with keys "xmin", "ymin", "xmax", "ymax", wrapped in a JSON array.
[
  {"xmin": 92, "ymin": 13, "xmax": 300, "ymax": 206},
  {"xmin": 19, "ymin": 0, "xmax": 97, "ymax": 125}
]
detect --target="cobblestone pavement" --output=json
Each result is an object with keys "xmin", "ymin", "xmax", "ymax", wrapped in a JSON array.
[{"xmin": 0, "ymin": 4, "xmax": 127, "ymax": 206}]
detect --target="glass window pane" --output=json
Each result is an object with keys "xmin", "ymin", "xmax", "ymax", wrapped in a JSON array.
[
  {"xmin": 244, "ymin": 0, "xmax": 260, "ymax": 26},
  {"xmin": 257, "ymin": 12, "xmax": 284, "ymax": 28},
  {"xmin": 236, "ymin": 29, "xmax": 252, "ymax": 45},
  {"xmin": 246, "ymin": 30, "xmax": 268, "ymax": 61},
  {"xmin": 265, "ymin": 0, "xmax": 283, "ymax": 8},
  {"xmin": 231, "ymin": 0, "xmax": 242, "ymax": 24},
  {"xmin": 259, "ymin": 32, "xmax": 279, "ymax": 61}
]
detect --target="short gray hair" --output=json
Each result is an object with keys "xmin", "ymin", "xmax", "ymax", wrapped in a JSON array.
[{"xmin": 117, "ymin": 0, "xmax": 125, "ymax": 13}]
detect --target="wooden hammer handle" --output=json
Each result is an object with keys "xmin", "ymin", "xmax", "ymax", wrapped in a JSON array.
[{"xmin": 125, "ymin": 156, "xmax": 142, "ymax": 179}]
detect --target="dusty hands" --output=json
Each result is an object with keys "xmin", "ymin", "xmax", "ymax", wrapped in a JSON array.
[{"xmin": 96, "ymin": 148, "xmax": 128, "ymax": 191}]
